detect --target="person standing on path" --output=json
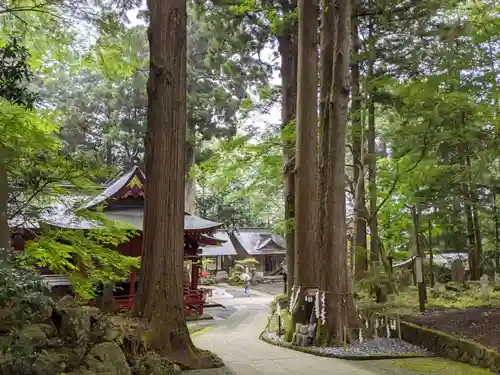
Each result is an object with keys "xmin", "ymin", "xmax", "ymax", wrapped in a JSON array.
[{"xmin": 241, "ymin": 270, "xmax": 251, "ymax": 297}]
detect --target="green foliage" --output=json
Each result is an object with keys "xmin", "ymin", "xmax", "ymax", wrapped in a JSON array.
[
  {"xmin": 0, "ymin": 249, "xmax": 52, "ymax": 323},
  {"xmin": 196, "ymin": 132, "xmax": 284, "ymax": 226},
  {"xmin": 270, "ymin": 293, "xmax": 288, "ymax": 313},
  {"xmin": 196, "ymin": 182, "xmax": 265, "ymax": 228},
  {"xmin": 0, "ymin": 99, "xmax": 59, "ymax": 156},
  {"xmin": 390, "ymin": 251, "xmax": 409, "ymax": 262},
  {"xmin": 356, "ymin": 281, "xmax": 500, "ymax": 317},
  {"xmin": 23, "ymin": 217, "xmax": 139, "ymax": 301},
  {"xmin": 0, "ymin": 35, "xmax": 137, "ymax": 303}
]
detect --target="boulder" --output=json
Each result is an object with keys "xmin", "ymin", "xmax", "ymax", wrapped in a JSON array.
[
  {"xmin": 446, "ymin": 347, "xmax": 460, "ymax": 361},
  {"xmin": 57, "ymin": 307, "xmax": 91, "ymax": 347},
  {"xmin": 32, "ymin": 350, "xmax": 68, "ymax": 375},
  {"xmin": 56, "ymin": 346, "xmax": 87, "ymax": 369},
  {"xmin": 17, "ymin": 324, "xmax": 48, "ymax": 348},
  {"xmin": 459, "ymin": 352, "xmax": 470, "ymax": 363},
  {"xmin": 38, "ymin": 323, "xmax": 58, "ymax": 338},
  {"xmin": 85, "ymin": 342, "xmax": 131, "ymax": 375},
  {"xmin": 32, "ymin": 302, "xmax": 54, "ymax": 324},
  {"xmin": 56, "ymin": 295, "xmax": 80, "ymax": 309},
  {"xmin": 90, "ymin": 315, "xmax": 123, "ymax": 344}
]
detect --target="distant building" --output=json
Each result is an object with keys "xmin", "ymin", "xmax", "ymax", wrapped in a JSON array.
[
  {"xmin": 199, "ymin": 230, "xmax": 237, "ymax": 272},
  {"xmin": 229, "ymin": 228, "xmax": 286, "ymax": 276}
]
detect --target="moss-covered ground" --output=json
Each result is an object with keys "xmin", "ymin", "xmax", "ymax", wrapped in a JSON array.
[{"xmin": 361, "ymin": 358, "xmax": 495, "ymax": 375}]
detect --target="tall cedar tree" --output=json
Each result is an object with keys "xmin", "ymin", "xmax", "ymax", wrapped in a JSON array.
[
  {"xmin": 291, "ymin": 0, "xmax": 318, "ymax": 327},
  {"xmin": 134, "ymin": 0, "xmax": 214, "ymax": 367},
  {"xmin": 278, "ymin": 0, "xmax": 298, "ymax": 297},
  {"xmin": 350, "ymin": 8, "xmax": 368, "ymax": 278},
  {"xmin": 317, "ymin": 0, "xmax": 358, "ymax": 345}
]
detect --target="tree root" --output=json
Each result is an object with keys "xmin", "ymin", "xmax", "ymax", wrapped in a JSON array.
[{"xmin": 124, "ymin": 318, "xmax": 224, "ymax": 370}]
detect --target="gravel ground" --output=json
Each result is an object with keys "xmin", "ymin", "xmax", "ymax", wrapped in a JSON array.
[{"xmin": 262, "ymin": 332, "xmax": 433, "ymax": 357}]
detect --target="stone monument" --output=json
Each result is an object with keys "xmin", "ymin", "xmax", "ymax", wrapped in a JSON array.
[
  {"xmin": 480, "ymin": 274, "xmax": 490, "ymax": 300},
  {"xmin": 451, "ymin": 259, "xmax": 465, "ymax": 282}
]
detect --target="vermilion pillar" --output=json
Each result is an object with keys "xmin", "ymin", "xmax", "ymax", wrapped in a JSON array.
[
  {"xmin": 191, "ymin": 263, "xmax": 198, "ymax": 290},
  {"xmin": 129, "ymin": 271, "xmax": 136, "ymax": 304}
]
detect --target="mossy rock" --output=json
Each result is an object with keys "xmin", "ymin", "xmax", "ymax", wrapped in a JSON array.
[
  {"xmin": 32, "ymin": 350, "xmax": 68, "ymax": 375},
  {"xmin": 17, "ymin": 324, "xmax": 48, "ymax": 348},
  {"xmin": 38, "ymin": 323, "xmax": 58, "ymax": 338},
  {"xmin": 85, "ymin": 342, "xmax": 131, "ymax": 375}
]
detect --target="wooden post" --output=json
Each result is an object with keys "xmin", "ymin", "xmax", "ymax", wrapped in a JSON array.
[
  {"xmin": 429, "ymin": 219, "xmax": 435, "ymax": 288},
  {"xmin": 283, "ymin": 272, "xmax": 287, "ymax": 294},
  {"xmin": 191, "ymin": 261, "xmax": 198, "ymax": 290},
  {"xmin": 396, "ymin": 315, "xmax": 401, "ymax": 340},
  {"xmin": 128, "ymin": 271, "xmax": 136, "ymax": 305}
]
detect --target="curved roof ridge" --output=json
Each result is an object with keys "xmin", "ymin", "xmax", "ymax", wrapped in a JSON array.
[{"xmin": 82, "ymin": 166, "xmax": 144, "ymax": 210}]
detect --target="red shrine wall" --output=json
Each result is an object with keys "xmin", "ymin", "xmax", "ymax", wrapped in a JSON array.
[{"xmin": 117, "ymin": 234, "xmax": 143, "ymax": 257}]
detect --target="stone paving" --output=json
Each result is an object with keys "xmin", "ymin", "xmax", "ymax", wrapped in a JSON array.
[
  {"xmin": 193, "ymin": 308, "xmax": 384, "ymax": 374},
  {"xmin": 193, "ymin": 285, "xmax": 492, "ymax": 375}
]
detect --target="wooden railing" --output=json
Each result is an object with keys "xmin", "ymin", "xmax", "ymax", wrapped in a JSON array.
[
  {"xmin": 89, "ymin": 287, "xmax": 210, "ymax": 317},
  {"xmin": 184, "ymin": 287, "xmax": 206, "ymax": 316}
]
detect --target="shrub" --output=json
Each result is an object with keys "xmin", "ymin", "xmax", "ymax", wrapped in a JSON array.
[
  {"xmin": 271, "ymin": 293, "xmax": 289, "ymax": 313},
  {"xmin": 0, "ymin": 249, "xmax": 52, "ymax": 327},
  {"xmin": 0, "ymin": 249, "xmax": 53, "ymax": 374}
]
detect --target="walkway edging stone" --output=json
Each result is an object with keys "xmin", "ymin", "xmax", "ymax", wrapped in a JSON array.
[{"xmin": 399, "ymin": 320, "xmax": 500, "ymax": 373}]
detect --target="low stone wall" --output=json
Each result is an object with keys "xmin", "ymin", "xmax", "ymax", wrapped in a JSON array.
[{"xmin": 399, "ymin": 321, "xmax": 500, "ymax": 372}]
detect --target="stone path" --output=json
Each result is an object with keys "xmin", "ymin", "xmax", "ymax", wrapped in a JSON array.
[
  {"xmin": 193, "ymin": 308, "xmax": 383, "ymax": 374},
  {"xmin": 193, "ymin": 286, "xmax": 492, "ymax": 375}
]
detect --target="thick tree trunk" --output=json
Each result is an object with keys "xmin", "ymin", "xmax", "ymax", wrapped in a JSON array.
[
  {"xmin": 279, "ymin": 0, "xmax": 298, "ymax": 299},
  {"xmin": 458, "ymin": 139, "xmax": 481, "ymax": 280},
  {"xmin": 316, "ymin": 0, "xmax": 358, "ymax": 346},
  {"xmin": 185, "ymin": 142, "xmax": 196, "ymax": 213},
  {"xmin": 467, "ymin": 155, "xmax": 483, "ymax": 277},
  {"xmin": 292, "ymin": 0, "xmax": 318, "ymax": 328},
  {"xmin": 317, "ymin": 0, "xmax": 335, "ymax": 297},
  {"xmin": 350, "ymin": 12, "xmax": 367, "ymax": 278},
  {"xmin": 134, "ymin": 0, "xmax": 214, "ymax": 368},
  {"xmin": 0, "ymin": 158, "xmax": 10, "ymax": 251},
  {"xmin": 463, "ymin": 182, "xmax": 478, "ymax": 279},
  {"xmin": 366, "ymin": 16, "xmax": 379, "ymax": 273}
]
